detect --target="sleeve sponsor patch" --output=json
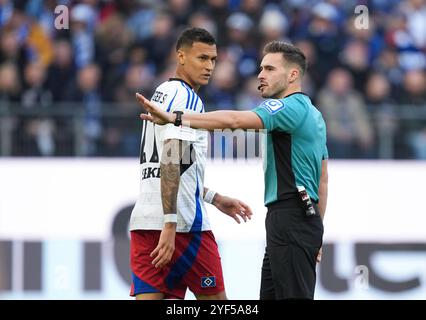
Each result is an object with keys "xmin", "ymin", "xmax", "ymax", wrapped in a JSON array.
[{"xmin": 260, "ymin": 99, "xmax": 285, "ymax": 114}]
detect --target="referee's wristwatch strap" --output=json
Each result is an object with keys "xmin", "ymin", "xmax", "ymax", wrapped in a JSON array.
[{"xmin": 173, "ymin": 111, "xmax": 183, "ymax": 126}]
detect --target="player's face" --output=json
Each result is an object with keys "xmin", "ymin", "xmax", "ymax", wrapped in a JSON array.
[
  {"xmin": 179, "ymin": 42, "xmax": 217, "ymax": 88},
  {"xmin": 258, "ymin": 53, "xmax": 292, "ymax": 99}
]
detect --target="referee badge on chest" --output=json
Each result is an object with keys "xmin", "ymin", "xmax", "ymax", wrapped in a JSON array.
[{"xmin": 261, "ymin": 99, "xmax": 285, "ymax": 114}]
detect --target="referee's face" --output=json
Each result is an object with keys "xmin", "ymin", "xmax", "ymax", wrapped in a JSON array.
[
  {"xmin": 258, "ymin": 53, "xmax": 289, "ymax": 99},
  {"xmin": 178, "ymin": 42, "xmax": 217, "ymax": 89}
]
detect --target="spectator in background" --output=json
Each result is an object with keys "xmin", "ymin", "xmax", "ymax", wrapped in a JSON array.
[
  {"xmin": 345, "ymin": 13, "xmax": 384, "ymax": 65},
  {"xmin": 17, "ymin": 61, "xmax": 55, "ymax": 156},
  {"xmin": 384, "ymin": 11, "xmax": 426, "ymax": 71},
  {"xmin": 18, "ymin": 10, "xmax": 53, "ymax": 67},
  {"xmin": 318, "ymin": 68, "xmax": 374, "ymax": 158},
  {"xmin": 140, "ymin": 11, "xmax": 176, "ymax": 74},
  {"xmin": 284, "ymin": 1, "xmax": 310, "ymax": 40},
  {"xmin": 0, "ymin": 0, "xmax": 13, "ymax": 27},
  {"xmin": 224, "ymin": 12, "xmax": 259, "ymax": 80},
  {"xmin": 205, "ymin": 59, "xmax": 239, "ymax": 159},
  {"xmin": 294, "ymin": 39, "xmax": 319, "ymax": 97},
  {"xmin": 124, "ymin": 0, "xmax": 156, "ymax": 41},
  {"xmin": 96, "ymin": 12, "xmax": 133, "ymax": 101},
  {"xmin": 46, "ymin": 40, "xmax": 75, "ymax": 102},
  {"xmin": 71, "ymin": 4, "xmax": 96, "ymax": 69},
  {"xmin": 188, "ymin": 10, "xmax": 218, "ymax": 39},
  {"xmin": 307, "ymin": 2, "xmax": 343, "ymax": 79},
  {"xmin": 340, "ymin": 39, "xmax": 370, "ymax": 93},
  {"xmin": 115, "ymin": 64, "xmax": 154, "ymax": 104},
  {"xmin": 398, "ymin": 70, "xmax": 426, "ymax": 159},
  {"xmin": 236, "ymin": 76, "xmax": 263, "ymax": 111},
  {"xmin": 373, "ymin": 47, "xmax": 404, "ymax": 89},
  {"xmin": 197, "ymin": 0, "xmax": 230, "ymax": 45},
  {"xmin": 104, "ymin": 63, "xmax": 153, "ymax": 156},
  {"xmin": 259, "ymin": 7, "xmax": 288, "ymax": 45},
  {"xmin": 399, "ymin": 70, "xmax": 426, "ymax": 106},
  {"xmin": 0, "ymin": 28, "xmax": 26, "ymax": 66},
  {"xmin": 365, "ymin": 72, "xmax": 399, "ymax": 158},
  {"xmin": 0, "ymin": 61, "xmax": 20, "ymax": 156},
  {"xmin": 21, "ymin": 61, "xmax": 51, "ymax": 108},
  {"xmin": 400, "ymin": 0, "xmax": 426, "ymax": 50},
  {"xmin": 25, "ymin": 0, "xmax": 62, "ymax": 40},
  {"xmin": 3, "ymin": 6, "xmax": 53, "ymax": 67},
  {"xmin": 240, "ymin": 0, "xmax": 264, "ymax": 25},
  {"xmin": 66, "ymin": 63, "xmax": 103, "ymax": 156},
  {"xmin": 0, "ymin": 62, "xmax": 20, "ymax": 103},
  {"xmin": 168, "ymin": 0, "xmax": 191, "ymax": 27},
  {"xmin": 44, "ymin": 39, "xmax": 76, "ymax": 156},
  {"xmin": 205, "ymin": 60, "xmax": 238, "ymax": 110}
]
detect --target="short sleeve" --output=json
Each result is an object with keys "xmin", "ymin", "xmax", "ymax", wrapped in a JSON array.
[
  {"xmin": 252, "ymin": 98, "xmax": 307, "ymax": 133},
  {"xmin": 152, "ymin": 83, "xmax": 197, "ymax": 142},
  {"xmin": 153, "ymin": 84, "xmax": 185, "ymax": 112}
]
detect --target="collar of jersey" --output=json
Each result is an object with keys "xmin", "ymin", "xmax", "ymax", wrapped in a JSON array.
[
  {"xmin": 169, "ymin": 78, "xmax": 194, "ymax": 90},
  {"xmin": 283, "ymin": 91, "xmax": 308, "ymax": 99}
]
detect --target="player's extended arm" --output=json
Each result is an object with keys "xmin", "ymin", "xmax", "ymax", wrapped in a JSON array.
[
  {"xmin": 137, "ymin": 93, "xmax": 264, "ymax": 130},
  {"xmin": 317, "ymin": 159, "xmax": 328, "ymax": 221},
  {"xmin": 203, "ymin": 188, "xmax": 253, "ymax": 224},
  {"xmin": 150, "ymin": 138, "xmax": 182, "ymax": 268}
]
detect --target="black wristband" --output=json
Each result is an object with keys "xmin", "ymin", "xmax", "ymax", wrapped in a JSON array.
[{"xmin": 173, "ymin": 111, "xmax": 183, "ymax": 126}]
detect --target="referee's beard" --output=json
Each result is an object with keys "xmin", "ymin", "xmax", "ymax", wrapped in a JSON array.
[{"xmin": 258, "ymin": 85, "xmax": 287, "ymax": 99}]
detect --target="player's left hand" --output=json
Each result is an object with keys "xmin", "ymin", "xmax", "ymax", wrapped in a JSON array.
[
  {"xmin": 136, "ymin": 93, "xmax": 173, "ymax": 125},
  {"xmin": 213, "ymin": 194, "xmax": 253, "ymax": 224}
]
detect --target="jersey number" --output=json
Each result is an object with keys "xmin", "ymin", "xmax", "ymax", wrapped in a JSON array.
[{"xmin": 140, "ymin": 120, "xmax": 159, "ymax": 164}]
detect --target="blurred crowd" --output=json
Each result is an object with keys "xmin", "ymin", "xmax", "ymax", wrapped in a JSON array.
[{"xmin": 0, "ymin": 0, "xmax": 425, "ymax": 158}]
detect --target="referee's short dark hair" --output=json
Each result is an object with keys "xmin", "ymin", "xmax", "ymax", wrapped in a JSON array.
[
  {"xmin": 263, "ymin": 41, "xmax": 307, "ymax": 75},
  {"xmin": 176, "ymin": 28, "xmax": 216, "ymax": 51}
]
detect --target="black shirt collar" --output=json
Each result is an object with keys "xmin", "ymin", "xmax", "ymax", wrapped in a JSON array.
[
  {"xmin": 283, "ymin": 91, "xmax": 308, "ymax": 99},
  {"xmin": 169, "ymin": 78, "xmax": 194, "ymax": 90}
]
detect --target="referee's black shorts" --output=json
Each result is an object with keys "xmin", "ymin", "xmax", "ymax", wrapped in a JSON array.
[{"xmin": 260, "ymin": 197, "xmax": 323, "ymax": 300}]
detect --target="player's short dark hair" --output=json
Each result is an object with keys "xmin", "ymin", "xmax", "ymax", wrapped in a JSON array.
[
  {"xmin": 263, "ymin": 41, "xmax": 307, "ymax": 75},
  {"xmin": 176, "ymin": 27, "xmax": 216, "ymax": 51}
]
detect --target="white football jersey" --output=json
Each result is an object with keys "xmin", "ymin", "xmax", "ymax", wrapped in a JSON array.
[{"xmin": 129, "ymin": 78, "xmax": 211, "ymax": 232}]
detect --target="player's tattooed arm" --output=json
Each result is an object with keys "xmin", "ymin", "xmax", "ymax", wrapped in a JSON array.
[
  {"xmin": 160, "ymin": 139, "xmax": 182, "ymax": 214},
  {"xmin": 151, "ymin": 138, "xmax": 182, "ymax": 268}
]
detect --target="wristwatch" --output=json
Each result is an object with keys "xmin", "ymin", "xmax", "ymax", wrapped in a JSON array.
[{"xmin": 173, "ymin": 111, "xmax": 183, "ymax": 126}]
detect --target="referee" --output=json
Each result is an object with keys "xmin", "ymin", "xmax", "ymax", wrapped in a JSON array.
[{"xmin": 138, "ymin": 41, "xmax": 329, "ymax": 300}]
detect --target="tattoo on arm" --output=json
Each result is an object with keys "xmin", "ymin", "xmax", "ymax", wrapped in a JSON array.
[{"xmin": 161, "ymin": 139, "xmax": 182, "ymax": 214}]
